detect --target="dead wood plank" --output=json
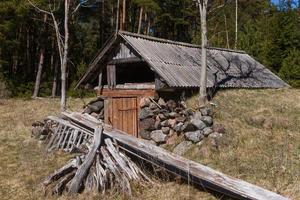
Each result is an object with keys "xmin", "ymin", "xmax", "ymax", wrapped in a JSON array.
[
  {"xmin": 46, "ymin": 124, "xmax": 62, "ymax": 150},
  {"xmin": 61, "ymin": 112, "xmax": 288, "ymax": 200},
  {"xmin": 43, "ymin": 157, "xmax": 81, "ymax": 186},
  {"xmin": 68, "ymin": 126, "xmax": 103, "ymax": 194}
]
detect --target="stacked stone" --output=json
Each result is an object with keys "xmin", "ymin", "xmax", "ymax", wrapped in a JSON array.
[{"xmin": 139, "ymin": 97, "xmax": 216, "ymax": 145}]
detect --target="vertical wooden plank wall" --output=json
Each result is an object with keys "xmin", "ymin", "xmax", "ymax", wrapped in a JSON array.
[{"xmin": 101, "ymin": 89, "xmax": 155, "ymax": 138}]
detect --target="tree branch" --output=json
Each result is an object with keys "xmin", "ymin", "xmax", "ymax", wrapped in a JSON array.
[{"xmin": 27, "ymin": 0, "xmax": 51, "ymax": 15}]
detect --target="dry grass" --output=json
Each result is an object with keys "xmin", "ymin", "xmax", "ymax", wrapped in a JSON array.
[
  {"xmin": 186, "ymin": 89, "xmax": 300, "ymax": 199},
  {"xmin": 0, "ymin": 89, "xmax": 299, "ymax": 199},
  {"xmin": 0, "ymin": 98, "xmax": 213, "ymax": 200}
]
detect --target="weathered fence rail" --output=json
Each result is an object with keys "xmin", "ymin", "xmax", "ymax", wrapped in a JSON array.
[{"xmin": 44, "ymin": 112, "xmax": 288, "ymax": 200}]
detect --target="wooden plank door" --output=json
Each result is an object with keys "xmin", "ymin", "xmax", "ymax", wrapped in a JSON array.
[{"xmin": 106, "ymin": 97, "xmax": 138, "ymax": 137}]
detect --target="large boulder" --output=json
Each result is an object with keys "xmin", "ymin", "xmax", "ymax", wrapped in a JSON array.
[
  {"xmin": 166, "ymin": 100, "xmax": 177, "ymax": 111},
  {"xmin": 175, "ymin": 116, "xmax": 186, "ymax": 123},
  {"xmin": 158, "ymin": 113, "xmax": 167, "ymax": 121},
  {"xmin": 193, "ymin": 111, "xmax": 202, "ymax": 120},
  {"xmin": 166, "ymin": 130, "xmax": 179, "ymax": 145},
  {"xmin": 201, "ymin": 116, "xmax": 213, "ymax": 126},
  {"xmin": 174, "ymin": 122, "xmax": 184, "ymax": 132},
  {"xmin": 200, "ymin": 107, "xmax": 212, "ymax": 116},
  {"xmin": 139, "ymin": 108, "xmax": 153, "ymax": 120},
  {"xmin": 161, "ymin": 120, "xmax": 169, "ymax": 127},
  {"xmin": 173, "ymin": 141, "xmax": 193, "ymax": 156},
  {"xmin": 139, "ymin": 130, "xmax": 151, "ymax": 140},
  {"xmin": 139, "ymin": 118, "xmax": 156, "ymax": 131},
  {"xmin": 185, "ymin": 130, "xmax": 204, "ymax": 143},
  {"xmin": 162, "ymin": 127, "xmax": 170, "ymax": 135},
  {"xmin": 182, "ymin": 122, "xmax": 197, "ymax": 132},
  {"xmin": 139, "ymin": 97, "xmax": 151, "ymax": 108},
  {"xmin": 84, "ymin": 100, "xmax": 104, "ymax": 114},
  {"xmin": 168, "ymin": 119, "xmax": 177, "ymax": 128},
  {"xmin": 203, "ymin": 127, "xmax": 213, "ymax": 137},
  {"xmin": 191, "ymin": 118, "xmax": 207, "ymax": 130},
  {"xmin": 169, "ymin": 112, "xmax": 179, "ymax": 118},
  {"xmin": 154, "ymin": 119, "xmax": 162, "ymax": 129},
  {"xmin": 149, "ymin": 102, "xmax": 158, "ymax": 110},
  {"xmin": 150, "ymin": 130, "xmax": 167, "ymax": 143}
]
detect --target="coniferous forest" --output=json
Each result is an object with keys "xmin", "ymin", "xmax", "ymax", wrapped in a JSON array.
[{"xmin": 0, "ymin": 0, "xmax": 300, "ymax": 98}]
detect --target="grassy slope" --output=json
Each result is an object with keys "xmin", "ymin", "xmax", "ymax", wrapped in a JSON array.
[
  {"xmin": 0, "ymin": 98, "xmax": 212, "ymax": 200},
  {"xmin": 185, "ymin": 89, "xmax": 300, "ymax": 199},
  {"xmin": 0, "ymin": 89, "xmax": 299, "ymax": 199}
]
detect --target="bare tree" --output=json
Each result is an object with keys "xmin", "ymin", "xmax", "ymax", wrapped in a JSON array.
[
  {"xmin": 235, "ymin": 0, "xmax": 238, "ymax": 49},
  {"xmin": 197, "ymin": 0, "xmax": 209, "ymax": 108},
  {"xmin": 28, "ymin": 0, "xmax": 72, "ymax": 111},
  {"xmin": 32, "ymin": 14, "xmax": 48, "ymax": 98},
  {"xmin": 138, "ymin": 7, "xmax": 144, "ymax": 34}
]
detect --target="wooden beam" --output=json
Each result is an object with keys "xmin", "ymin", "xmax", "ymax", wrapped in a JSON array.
[
  {"xmin": 98, "ymin": 88, "xmax": 155, "ymax": 98},
  {"xmin": 60, "ymin": 112, "xmax": 288, "ymax": 200},
  {"xmin": 109, "ymin": 57, "xmax": 143, "ymax": 65},
  {"xmin": 69, "ymin": 126, "xmax": 103, "ymax": 194}
]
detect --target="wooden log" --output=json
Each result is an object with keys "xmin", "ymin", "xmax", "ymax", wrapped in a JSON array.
[
  {"xmin": 43, "ymin": 157, "xmax": 81, "ymax": 186},
  {"xmin": 53, "ymin": 171, "xmax": 75, "ymax": 195},
  {"xmin": 60, "ymin": 112, "xmax": 288, "ymax": 200},
  {"xmin": 68, "ymin": 126, "xmax": 103, "ymax": 194}
]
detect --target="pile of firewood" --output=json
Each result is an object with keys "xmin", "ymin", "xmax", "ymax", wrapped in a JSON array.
[{"xmin": 33, "ymin": 116, "xmax": 150, "ymax": 196}]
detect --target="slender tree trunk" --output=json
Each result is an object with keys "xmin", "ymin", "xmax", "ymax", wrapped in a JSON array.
[
  {"xmin": 147, "ymin": 18, "xmax": 151, "ymax": 35},
  {"xmin": 138, "ymin": 7, "xmax": 143, "ymax": 34},
  {"xmin": 235, "ymin": 0, "xmax": 238, "ymax": 49},
  {"xmin": 32, "ymin": 14, "xmax": 48, "ymax": 98},
  {"xmin": 32, "ymin": 48, "xmax": 45, "ymax": 98},
  {"xmin": 116, "ymin": 0, "xmax": 120, "ymax": 32},
  {"xmin": 198, "ymin": 0, "xmax": 208, "ymax": 107},
  {"xmin": 100, "ymin": 0, "xmax": 105, "ymax": 46},
  {"xmin": 60, "ymin": 0, "xmax": 70, "ymax": 111},
  {"xmin": 51, "ymin": 59, "xmax": 58, "ymax": 98},
  {"xmin": 224, "ymin": 14, "xmax": 230, "ymax": 49},
  {"xmin": 121, "ymin": 0, "xmax": 126, "ymax": 30}
]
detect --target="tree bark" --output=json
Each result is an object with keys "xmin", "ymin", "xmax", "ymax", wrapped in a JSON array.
[
  {"xmin": 198, "ymin": 0, "xmax": 208, "ymax": 108},
  {"xmin": 116, "ymin": 0, "xmax": 120, "ymax": 32},
  {"xmin": 60, "ymin": 0, "xmax": 70, "ymax": 111},
  {"xmin": 224, "ymin": 14, "xmax": 230, "ymax": 49},
  {"xmin": 138, "ymin": 7, "xmax": 143, "ymax": 34},
  {"xmin": 52, "ymin": 59, "xmax": 58, "ymax": 98},
  {"xmin": 32, "ymin": 14, "xmax": 48, "ymax": 98},
  {"xmin": 121, "ymin": 0, "xmax": 126, "ymax": 30},
  {"xmin": 234, "ymin": 0, "xmax": 238, "ymax": 49}
]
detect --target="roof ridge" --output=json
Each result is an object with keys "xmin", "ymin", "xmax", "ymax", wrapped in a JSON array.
[
  {"xmin": 119, "ymin": 31, "xmax": 200, "ymax": 48},
  {"xmin": 118, "ymin": 31, "xmax": 246, "ymax": 54}
]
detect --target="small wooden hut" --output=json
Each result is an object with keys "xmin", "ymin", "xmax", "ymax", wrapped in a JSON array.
[{"xmin": 76, "ymin": 31, "xmax": 288, "ymax": 137}]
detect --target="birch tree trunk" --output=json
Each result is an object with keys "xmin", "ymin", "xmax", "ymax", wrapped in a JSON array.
[
  {"xmin": 60, "ymin": 0, "xmax": 70, "ymax": 111},
  {"xmin": 224, "ymin": 14, "xmax": 230, "ymax": 49},
  {"xmin": 235, "ymin": 0, "xmax": 238, "ymax": 49},
  {"xmin": 198, "ymin": 0, "xmax": 208, "ymax": 108},
  {"xmin": 116, "ymin": 0, "xmax": 120, "ymax": 32},
  {"xmin": 138, "ymin": 7, "xmax": 143, "ymax": 34},
  {"xmin": 51, "ymin": 59, "xmax": 58, "ymax": 98},
  {"xmin": 122, "ymin": 0, "xmax": 126, "ymax": 30},
  {"xmin": 32, "ymin": 14, "xmax": 48, "ymax": 98}
]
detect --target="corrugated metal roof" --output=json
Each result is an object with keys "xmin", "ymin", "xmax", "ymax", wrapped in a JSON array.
[
  {"xmin": 76, "ymin": 31, "xmax": 289, "ymax": 89},
  {"xmin": 119, "ymin": 31, "xmax": 288, "ymax": 88}
]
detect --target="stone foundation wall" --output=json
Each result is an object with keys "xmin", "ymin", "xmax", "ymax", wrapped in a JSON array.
[{"xmin": 139, "ymin": 97, "xmax": 225, "ymax": 147}]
